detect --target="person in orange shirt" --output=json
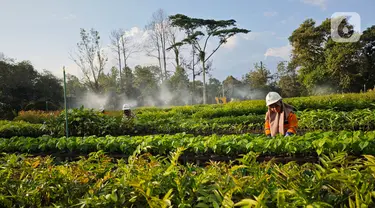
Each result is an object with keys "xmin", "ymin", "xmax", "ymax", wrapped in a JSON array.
[{"xmin": 264, "ymin": 92, "xmax": 298, "ymax": 137}]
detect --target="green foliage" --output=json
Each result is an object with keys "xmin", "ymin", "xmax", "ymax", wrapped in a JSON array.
[
  {"xmin": 0, "ymin": 102, "xmax": 16, "ymax": 120},
  {"xmin": 72, "ymin": 28, "xmax": 107, "ymax": 93},
  {"xmin": 2, "ymin": 92, "xmax": 375, "ymax": 137},
  {"xmin": 66, "ymin": 74, "xmax": 87, "ymax": 97},
  {"xmin": 133, "ymin": 65, "xmax": 160, "ymax": 104},
  {"xmin": 1, "ymin": 151, "xmax": 375, "ymax": 207},
  {"xmin": 223, "ymin": 75, "xmax": 245, "ymax": 99},
  {"xmin": 4, "ymin": 108, "xmax": 375, "ymax": 138},
  {"xmin": 43, "ymin": 107, "xmax": 133, "ymax": 137},
  {"xmin": 244, "ymin": 61, "xmax": 272, "ymax": 92},
  {"xmin": 1, "ymin": 130, "xmax": 375, "ymax": 157},
  {"xmin": 0, "ymin": 60, "xmax": 63, "ymax": 112},
  {"xmin": 0, "ymin": 120, "xmax": 47, "ymax": 138},
  {"xmin": 298, "ymin": 109, "xmax": 375, "ymax": 131},
  {"xmin": 289, "ymin": 18, "xmax": 375, "ymax": 94},
  {"xmin": 276, "ymin": 61, "xmax": 304, "ymax": 97},
  {"xmin": 168, "ymin": 66, "xmax": 190, "ymax": 105}
]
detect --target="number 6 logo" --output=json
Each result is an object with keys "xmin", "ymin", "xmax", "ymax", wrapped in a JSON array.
[{"xmin": 331, "ymin": 12, "xmax": 361, "ymax": 43}]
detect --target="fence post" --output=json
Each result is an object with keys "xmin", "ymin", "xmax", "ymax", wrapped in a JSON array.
[{"xmin": 63, "ymin": 66, "xmax": 69, "ymax": 138}]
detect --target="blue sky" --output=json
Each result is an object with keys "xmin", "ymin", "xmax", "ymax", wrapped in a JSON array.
[{"xmin": 1, "ymin": 0, "xmax": 374, "ymax": 81}]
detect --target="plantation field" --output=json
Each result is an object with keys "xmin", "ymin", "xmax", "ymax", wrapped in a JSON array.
[
  {"xmin": 2, "ymin": 108, "xmax": 375, "ymax": 138},
  {"xmin": 1, "ymin": 130, "xmax": 374, "ymax": 158},
  {"xmin": 1, "ymin": 92, "xmax": 375, "ymax": 207},
  {"xmin": 1, "ymin": 151, "xmax": 375, "ymax": 207}
]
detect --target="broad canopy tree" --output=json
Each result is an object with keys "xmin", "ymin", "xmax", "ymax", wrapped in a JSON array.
[
  {"xmin": 288, "ymin": 17, "xmax": 375, "ymax": 93},
  {"xmin": 168, "ymin": 14, "xmax": 250, "ymax": 104},
  {"xmin": 0, "ymin": 60, "xmax": 63, "ymax": 113},
  {"xmin": 244, "ymin": 61, "xmax": 272, "ymax": 92}
]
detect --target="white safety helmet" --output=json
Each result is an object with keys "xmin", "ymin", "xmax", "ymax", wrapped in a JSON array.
[
  {"xmin": 99, "ymin": 106, "xmax": 105, "ymax": 112},
  {"xmin": 265, "ymin": 92, "xmax": 282, "ymax": 106},
  {"xmin": 122, "ymin": 104, "xmax": 130, "ymax": 110}
]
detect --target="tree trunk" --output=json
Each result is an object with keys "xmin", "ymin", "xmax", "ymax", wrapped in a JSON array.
[
  {"xmin": 174, "ymin": 48, "xmax": 179, "ymax": 68},
  {"xmin": 122, "ymin": 49, "xmax": 127, "ymax": 71},
  {"xmin": 122, "ymin": 43, "xmax": 129, "ymax": 96},
  {"xmin": 162, "ymin": 35, "xmax": 167, "ymax": 80},
  {"xmin": 192, "ymin": 73, "xmax": 195, "ymax": 105},
  {"xmin": 202, "ymin": 60, "xmax": 207, "ymax": 104},
  {"xmin": 157, "ymin": 49, "xmax": 163, "ymax": 82},
  {"xmin": 191, "ymin": 46, "xmax": 195, "ymax": 105},
  {"xmin": 118, "ymin": 49, "xmax": 122, "ymax": 90}
]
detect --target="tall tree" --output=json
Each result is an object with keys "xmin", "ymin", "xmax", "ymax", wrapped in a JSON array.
[
  {"xmin": 119, "ymin": 29, "xmax": 140, "ymax": 89},
  {"xmin": 98, "ymin": 66, "xmax": 119, "ymax": 93},
  {"xmin": 121, "ymin": 66, "xmax": 137, "ymax": 100},
  {"xmin": 325, "ymin": 41, "xmax": 362, "ymax": 92},
  {"xmin": 276, "ymin": 61, "xmax": 303, "ymax": 97},
  {"xmin": 288, "ymin": 17, "xmax": 368, "ymax": 93},
  {"xmin": 169, "ymin": 14, "xmax": 250, "ymax": 104},
  {"xmin": 0, "ymin": 61, "xmax": 38, "ymax": 110},
  {"xmin": 0, "ymin": 52, "xmax": 15, "ymax": 63},
  {"xmin": 145, "ymin": 9, "xmax": 170, "ymax": 81},
  {"xmin": 206, "ymin": 77, "xmax": 222, "ymax": 104},
  {"xmin": 0, "ymin": 60, "xmax": 63, "ymax": 111},
  {"xmin": 168, "ymin": 25, "xmax": 183, "ymax": 68},
  {"xmin": 191, "ymin": 80, "xmax": 203, "ymax": 103},
  {"xmin": 358, "ymin": 26, "xmax": 375, "ymax": 90},
  {"xmin": 244, "ymin": 61, "xmax": 272, "ymax": 91},
  {"xmin": 223, "ymin": 75, "xmax": 243, "ymax": 99},
  {"xmin": 109, "ymin": 29, "xmax": 123, "ymax": 88},
  {"xmin": 133, "ymin": 65, "xmax": 160, "ymax": 104},
  {"xmin": 34, "ymin": 70, "xmax": 63, "ymax": 109},
  {"xmin": 70, "ymin": 28, "xmax": 107, "ymax": 93},
  {"xmin": 66, "ymin": 74, "xmax": 86, "ymax": 97},
  {"xmin": 182, "ymin": 46, "xmax": 200, "ymax": 104},
  {"xmin": 168, "ymin": 66, "xmax": 190, "ymax": 105}
]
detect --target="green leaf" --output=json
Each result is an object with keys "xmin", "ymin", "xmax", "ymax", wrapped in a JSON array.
[{"xmin": 234, "ymin": 199, "xmax": 258, "ymax": 207}]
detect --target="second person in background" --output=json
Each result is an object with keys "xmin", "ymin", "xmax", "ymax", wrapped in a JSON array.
[{"xmin": 122, "ymin": 104, "xmax": 136, "ymax": 121}]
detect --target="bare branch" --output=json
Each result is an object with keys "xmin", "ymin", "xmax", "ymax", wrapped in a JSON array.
[
  {"xmin": 145, "ymin": 8, "xmax": 172, "ymax": 80},
  {"xmin": 69, "ymin": 28, "xmax": 107, "ymax": 93}
]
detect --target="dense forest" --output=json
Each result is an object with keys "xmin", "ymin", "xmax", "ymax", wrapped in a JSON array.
[{"xmin": 1, "ymin": 9, "xmax": 374, "ymax": 115}]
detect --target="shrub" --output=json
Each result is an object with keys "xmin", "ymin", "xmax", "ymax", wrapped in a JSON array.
[
  {"xmin": 14, "ymin": 110, "xmax": 60, "ymax": 124},
  {"xmin": 0, "ymin": 120, "xmax": 48, "ymax": 138},
  {"xmin": 0, "ymin": 102, "xmax": 16, "ymax": 120},
  {"xmin": 44, "ymin": 107, "xmax": 134, "ymax": 137}
]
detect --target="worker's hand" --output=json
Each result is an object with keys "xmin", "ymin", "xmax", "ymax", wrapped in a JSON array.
[{"xmin": 285, "ymin": 132, "xmax": 294, "ymax": 137}]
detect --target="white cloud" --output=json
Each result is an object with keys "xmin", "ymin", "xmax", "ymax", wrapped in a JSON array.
[
  {"xmin": 276, "ymin": 36, "xmax": 288, "ymax": 40},
  {"xmin": 281, "ymin": 16, "xmax": 295, "ymax": 24},
  {"xmin": 110, "ymin": 27, "xmax": 167, "ymax": 69},
  {"xmin": 264, "ymin": 44, "xmax": 292, "ymax": 60},
  {"xmin": 51, "ymin": 13, "xmax": 77, "ymax": 21},
  {"xmin": 62, "ymin": 14, "xmax": 77, "ymax": 20},
  {"xmin": 241, "ymin": 32, "xmax": 264, "ymax": 40},
  {"xmin": 123, "ymin": 27, "xmax": 148, "ymax": 41},
  {"xmin": 264, "ymin": 11, "xmax": 278, "ymax": 17},
  {"xmin": 62, "ymin": 64, "xmax": 82, "ymax": 78},
  {"xmin": 223, "ymin": 36, "xmax": 238, "ymax": 49},
  {"xmin": 222, "ymin": 31, "xmax": 276, "ymax": 50},
  {"xmin": 301, "ymin": 0, "xmax": 327, "ymax": 10}
]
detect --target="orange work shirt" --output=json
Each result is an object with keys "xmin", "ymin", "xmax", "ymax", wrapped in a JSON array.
[{"xmin": 265, "ymin": 111, "xmax": 298, "ymax": 136}]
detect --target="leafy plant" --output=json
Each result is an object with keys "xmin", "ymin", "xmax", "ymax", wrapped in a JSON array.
[{"xmin": 0, "ymin": 150, "xmax": 375, "ymax": 207}]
